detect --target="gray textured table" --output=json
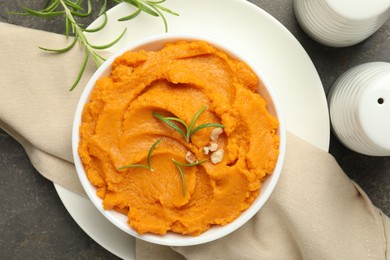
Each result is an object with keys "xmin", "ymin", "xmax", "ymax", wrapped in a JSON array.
[{"xmin": 1, "ymin": 0, "xmax": 389, "ymax": 259}]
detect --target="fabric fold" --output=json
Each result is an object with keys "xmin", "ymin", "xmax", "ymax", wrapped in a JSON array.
[
  {"xmin": 0, "ymin": 22, "xmax": 96, "ymax": 195},
  {"xmin": 0, "ymin": 118, "xmax": 85, "ymax": 195}
]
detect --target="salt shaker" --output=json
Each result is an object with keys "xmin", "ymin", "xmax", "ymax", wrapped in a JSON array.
[
  {"xmin": 328, "ymin": 62, "xmax": 390, "ymax": 156},
  {"xmin": 293, "ymin": 0, "xmax": 390, "ymax": 47}
]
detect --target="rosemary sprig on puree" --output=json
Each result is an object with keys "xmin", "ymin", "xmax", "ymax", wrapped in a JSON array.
[
  {"xmin": 117, "ymin": 138, "xmax": 161, "ymax": 171},
  {"xmin": 118, "ymin": 107, "xmax": 223, "ymax": 196},
  {"xmin": 152, "ymin": 106, "xmax": 225, "ymax": 143},
  {"xmin": 153, "ymin": 106, "xmax": 224, "ymax": 196},
  {"xmin": 12, "ymin": 0, "xmax": 178, "ymax": 90}
]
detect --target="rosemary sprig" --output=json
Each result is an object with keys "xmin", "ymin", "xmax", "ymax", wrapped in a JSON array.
[
  {"xmin": 172, "ymin": 158, "xmax": 207, "ymax": 196},
  {"xmin": 114, "ymin": 0, "xmax": 179, "ymax": 31},
  {"xmin": 117, "ymin": 138, "xmax": 161, "ymax": 171},
  {"xmin": 13, "ymin": 0, "xmax": 178, "ymax": 90},
  {"xmin": 13, "ymin": 0, "xmax": 126, "ymax": 91},
  {"xmin": 152, "ymin": 106, "xmax": 225, "ymax": 143}
]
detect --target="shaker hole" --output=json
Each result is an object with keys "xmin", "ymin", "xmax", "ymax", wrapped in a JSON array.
[{"xmin": 377, "ymin": 98, "xmax": 384, "ymax": 105}]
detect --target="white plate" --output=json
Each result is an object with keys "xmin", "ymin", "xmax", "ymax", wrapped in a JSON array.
[{"xmin": 55, "ymin": 0, "xmax": 330, "ymax": 259}]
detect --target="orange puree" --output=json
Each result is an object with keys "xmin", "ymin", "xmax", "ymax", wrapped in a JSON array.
[{"xmin": 78, "ymin": 40, "xmax": 279, "ymax": 236}]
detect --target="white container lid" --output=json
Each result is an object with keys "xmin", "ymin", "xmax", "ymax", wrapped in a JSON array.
[{"xmin": 327, "ymin": 0, "xmax": 390, "ymax": 20}]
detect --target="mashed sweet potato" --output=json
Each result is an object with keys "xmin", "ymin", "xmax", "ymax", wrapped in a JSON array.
[{"xmin": 78, "ymin": 40, "xmax": 279, "ymax": 236}]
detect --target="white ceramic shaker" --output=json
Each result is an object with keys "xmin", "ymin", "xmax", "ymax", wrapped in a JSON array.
[
  {"xmin": 328, "ymin": 62, "xmax": 390, "ymax": 156},
  {"xmin": 293, "ymin": 0, "xmax": 390, "ymax": 47}
]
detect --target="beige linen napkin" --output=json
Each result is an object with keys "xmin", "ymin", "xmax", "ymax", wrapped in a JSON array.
[
  {"xmin": 0, "ymin": 22, "xmax": 389, "ymax": 259},
  {"xmin": 0, "ymin": 22, "xmax": 93, "ymax": 195}
]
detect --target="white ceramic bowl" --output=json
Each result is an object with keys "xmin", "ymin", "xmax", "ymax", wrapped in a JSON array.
[{"xmin": 72, "ymin": 33, "xmax": 286, "ymax": 246}]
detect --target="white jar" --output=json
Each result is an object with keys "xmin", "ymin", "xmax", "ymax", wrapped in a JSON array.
[
  {"xmin": 293, "ymin": 0, "xmax": 390, "ymax": 47},
  {"xmin": 328, "ymin": 62, "xmax": 390, "ymax": 156}
]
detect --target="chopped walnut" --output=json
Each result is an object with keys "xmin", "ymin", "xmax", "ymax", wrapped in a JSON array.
[
  {"xmin": 210, "ymin": 149, "xmax": 224, "ymax": 164},
  {"xmin": 203, "ymin": 142, "xmax": 219, "ymax": 155},
  {"xmin": 185, "ymin": 151, "xmax": 198, "ymax": 164},
  {"xmin": 210, "ymin": 127, "xmax": 223, "ymax": 142}
]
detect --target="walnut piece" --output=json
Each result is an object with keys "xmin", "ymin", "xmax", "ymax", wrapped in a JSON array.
[
  {"xmin": 203, "ymin": 142, "xmax": 219, "ymax": 155},
  {"xmin": 210, "ymin": 127, "xmax": 223, "ymax": 142},
  {"xmin": 185, "ymin": 151, "xmax": 198, "ymax": 164},
  {"xmin": 210, "ymin": 149, "xmax": 224, "ymax": 164}
]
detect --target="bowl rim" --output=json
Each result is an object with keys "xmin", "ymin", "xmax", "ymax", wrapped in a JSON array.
[{"xmin": 72, "ymin": 32, "xmax": 286, "ymax": 246}]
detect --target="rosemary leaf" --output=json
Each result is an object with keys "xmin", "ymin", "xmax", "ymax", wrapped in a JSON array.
[
  {"xmin": 42, "ymin": 0, "xmax": 56, "ymax": 10},
  {"xmin": 173, "ymin": 159, "xmax": 207, "ymax": 167},
  {"xmin": 146, "ymin": 0, "xmax": 166, "ymax": 4},
  {"xmin": 70, "ymin": 0, "xmax": 92, "ymax": 17},
  {"xmin": 86, "ymin": 27, "xmax": 127, "ymax": 49},
  {"xmin": 186, "ymin": 106, "xmax": 206, "ymax": 140},
  {"xmin": 117, "ymin": 138, "xmax": 161, "ymax": 172},
  {"xmin": 122, "ymin": 0, "xmax": 159, "ymax": 17},
  {"xmin": 190, "ymin": 123, "xmax": 225, "ymax": 137},
  {"xmin": 39, "ymin": 37, "xmax": 77, "ymax": 53},
  {"xmin": 98, "ymin": 0, "xmax": 108, "ymax": 16},
  {"xmin": 188, "ymin": 106, "xmax": 206, "ymax": 128},
  {"xmin": 151, "ymin": 2, "xmax": 179, "ymax": 16},
  {"xmin": 148, "ymin": 4, "xmax": 168, "ymax": 32},
  {"xmin": 173, "ymin": 162, "xmax": 187, "ymax": 196},
  {"xmin": 65, "ymin": 15, "xmax": 70, "ymax": 37},
  {"xmin": 83, "ymin": 13, "xmax": 108, "ymax": 33},
  {"xmin": 42, "ymin": 0, "xmax": 60, "ymax": 12},
  {"xmin": 69, "ymin": 49, "xmax": 90, "ymax": 91},
  {"xmin": 21, "ymin": 7, "xmax": 65, "ymax": 17},
  {"xmin": 64, "ymin": 0, "xmax": 84, "ymax": 11},
  {"xmin": 152, "ymin": 112, "xmax": 188, "ymax": 141},
  {"xmin": 145, "ymin": 0, "xmax": 179, "ymax": 32},
  {"xmin": 172, "ymin": 158, "xmax": 207, "ymax": 196},
  {"xmin": 147, "ymin": 138, "xmax": 162, "ymax": 170},
  {"xmin": 117, "ymin": 7, "xmax": 142, "ymax": 21},
  {"xmin": 117, "ymin": 0, "xmax": 142, "ymax": 21},
  {"xmin": 91, "ymin": 51, "xmax": 107, "ymax": 66}
]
